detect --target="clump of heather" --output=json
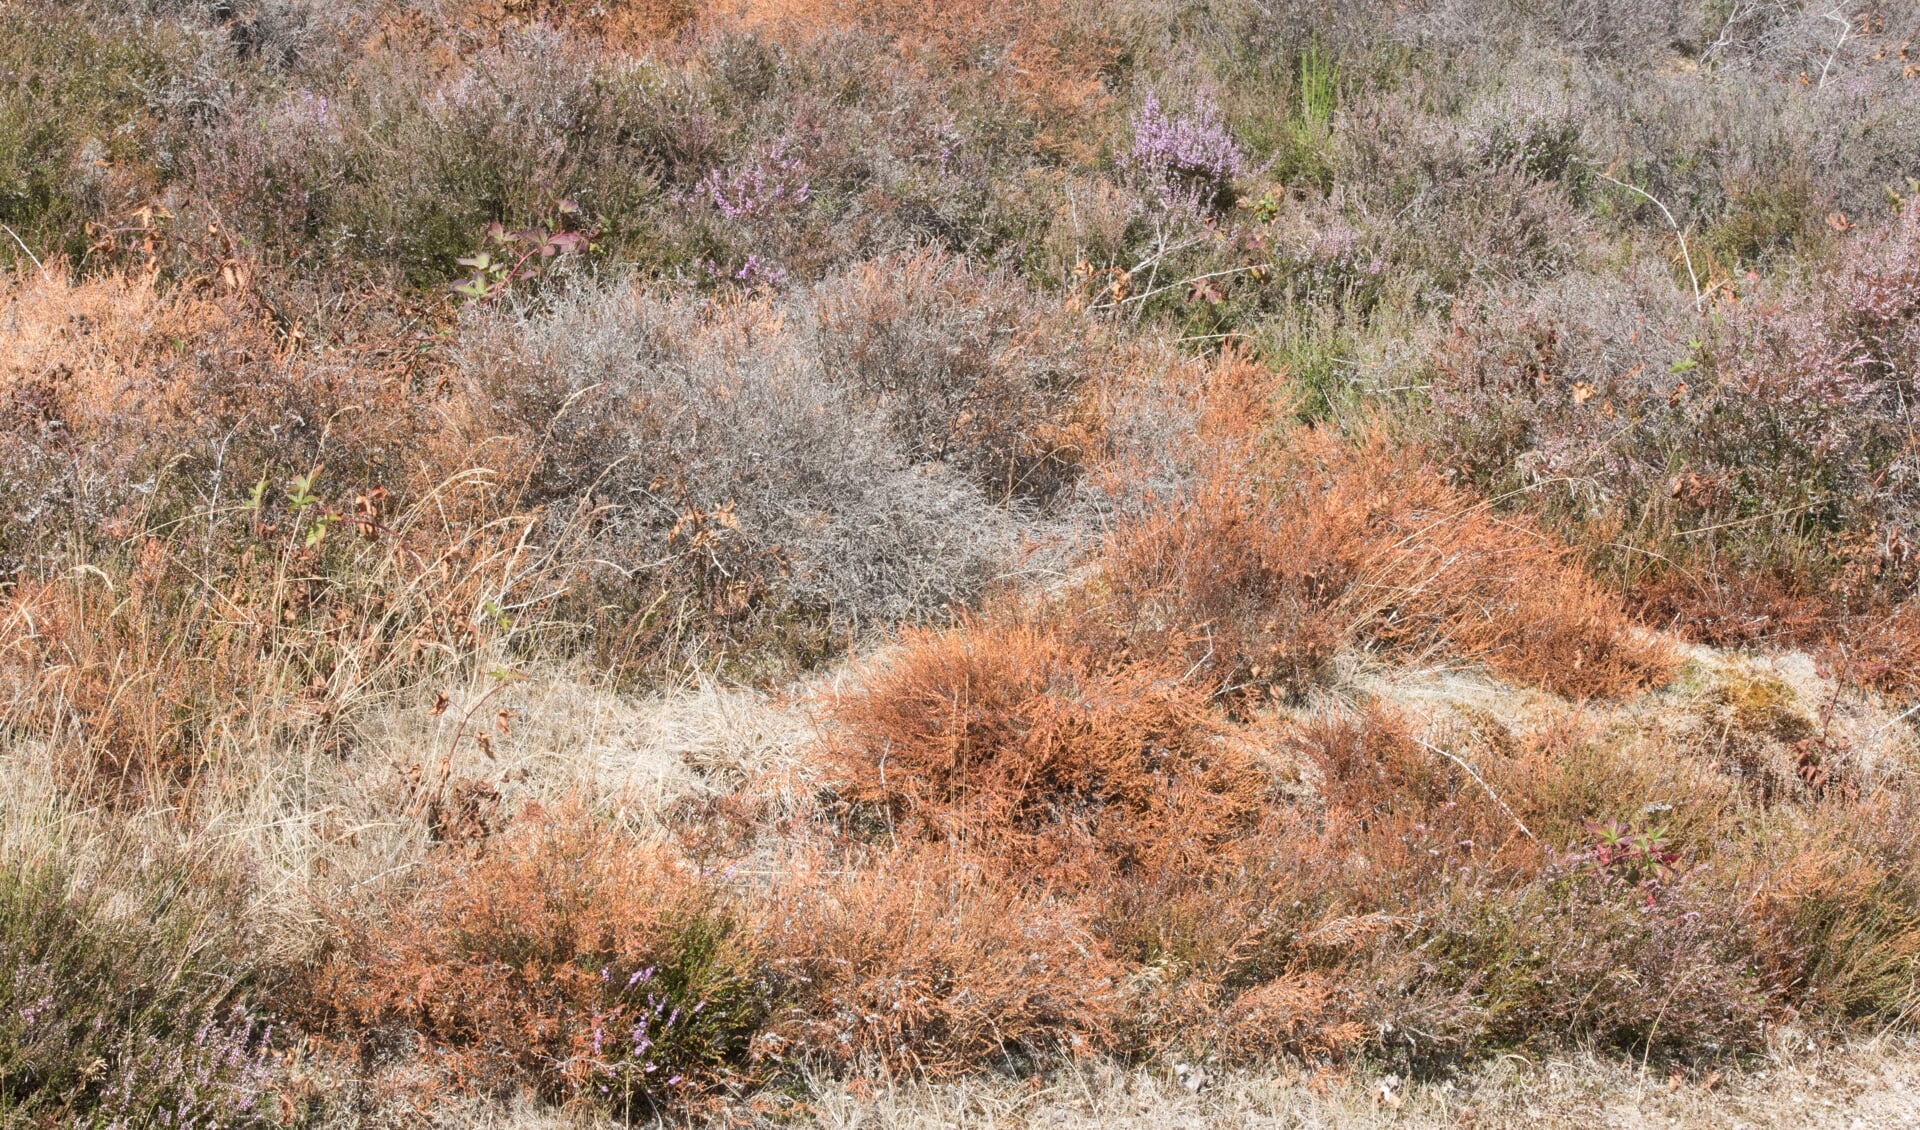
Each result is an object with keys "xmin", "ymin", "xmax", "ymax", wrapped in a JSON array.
[
  {"xmin": 315, "ymin": 808, "xmax": 769, "ymax": 1119},
  {"xmin": 1127, "ymin": 91, "xmax": 1247, "ymax": 210},
  {"xmin": 698, "ymin": 139, "xmax": 811, "ymax": 221},
  {"xmin": 1421, "ymin": 200, "xmax": 1920, "ymax": 602},
  {"xmin": 0, "ymin": 863, "xmax": 276, "ymax": 1128}
]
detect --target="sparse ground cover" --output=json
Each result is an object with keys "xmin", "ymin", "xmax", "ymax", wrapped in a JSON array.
[{"xmin": 10, "ymin": 1, "xmax": 1920, "ymax": 1126}]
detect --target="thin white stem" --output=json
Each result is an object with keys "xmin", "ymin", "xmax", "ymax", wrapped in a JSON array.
[
  {"xmin": 0, "ymin": 223, "xmax": 42, "ymax": 271},
  {"xmin": 1412, "ymin": 735, "xmax": 1537, "ymax": 844},
  {"xmin": 1819, "ymin": 8, "xmax": 1852, "ymax": 90},
  {"xmin": 1594, "ymin": 172, "xmax": 1702, "ymax": 312},
  {"xmin": 1092, "ymin": 262, "xmax": 1275, "ymax": 312}
]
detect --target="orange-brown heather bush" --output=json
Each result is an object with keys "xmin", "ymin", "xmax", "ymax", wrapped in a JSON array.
[
  {"xmin": 1737, "ymin": 801, "xmax": 1920, "ymax": 1024},
  {"xmin": 313, "ymin": 804, "xmax": 769, "ymax": 1116},
  {"xmin": 824, "ymin": 619, "xmax": 1268, "ymax": 877},
  {"xmin": 761, "ymin": 846, "xmax": 1125, "ymax": 1075},
  {"xmin": 1291, "ymin": 709, "xmax": 1541, "ymax": 896},
  {"xmin": 1834, "ymin": 600, "xmax": 1920, "ymax": 703},
  {"xmin": 1094, "ymin": 428, "xmax": 1677, "ymax": 706},
  {"xmin": 1095, "ymin": 465, "xmax": 1355, "ymax": 707},
  {"xmin": 1206, "ymin": 709, "xmax": 1776, "ymax": 1064},
  {"xmin": 1627, "ymin": 568, "xmax": 1840, "ymax": 649},
  {"xmin": 794, "ymin": 386, "xmax": 1684, "ymax": 1065},
  {"xmin": 1212, "ymin": 971, "xmax": 1375, "ymax": 1062}
]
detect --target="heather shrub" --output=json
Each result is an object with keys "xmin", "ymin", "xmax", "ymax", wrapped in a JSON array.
[
  {"xmin": 1095, "ymin": 430, "xmax": 1675, "ymax": 705},
  {"xmin": 1094, "ymin": 463, "xmax": 1354, "ymax": 706},
  {"xmin": 658, "ymin": 27, "xmax": 1115, "ymax": 281},
  {"xmin": 1287, "ymin": 709, "xmax": 1538, "ymax": 902},
  {"xmin": 1086, "ymin": 704, "xmax": 1764, "ymax": 1066},
  {"xmin": 462, "ymin": 271, "xmax": 1060, "ymax": 671},
  {"xmin": 1846, "ymin": 601, "xmax": 1920, "ymax": 700},
  {"xmin": 316, "ymin": 805, "xmax": 769, "ymax": 1116},
  {"xmin": 1739, "ymin": 804, "xmax": 1920, "ymax": 1024},
  {"xmin": 1423, "ymin": 201, "xmax": 1920, "ymax": 610},
  {"xmin": 1329, "ymin": 89, "xmax": 1587, "ymax": 302},
  {"xmin": 762, "ymin": 847, "xmax": 1125, "ymax": 1075},
  {"xmin": 814, "ymin": 249, "xmax": 1094, "ymax": 505},
  {"xmin": 0, "ymin": 860, "xmax": 275, "ymax": 1127},
  {"xmin": 469, "ymin": 0, "xmax": 697, "ymax": 45},
  {"xmin": 183, "ymin": 13, "xmax": 1113, "ymax": 292},
  {"xmin": 1420, "ymin": 262, "xmax": 1696, "ymax": 503},
  {"xmin": 1706, "ymin": 167, "xmax": 1823, "ymax": 269},
  {"xmin": 1408, "ymin": 869, "xmax": 1769, "ymax": 1063},
  {"xmin": 1125, "ymin": 90, "xmax": 1247, "ymax": 212},
  {"xmin": 1403, "ymin": 0, "xmax": 1700, "ymax": 61},
  {"xmin": 0, "ymin": 266, "xmax": 428, "ymax": 571},
  {"xmin": 196, "ymin": 26, "xmax": 668, "ymax": 289},
  {"xmin": 824, "ymin": 619, "xmax": 1266, "ymax": 874},
  {"xmin": 1242, "ymin": 696, "xmax": 1920, "ymax": 1063},
  {"xmin": 0, "ymin": 4, "xmax": 231, "ymax": 269},
  {"xmin": 1216, "ymin": 707, "xmax": 1774, "ymax": 1067},
  {"xmin": 1394, "ymin": 163, "xmax": 1585, "ymax": 297}
]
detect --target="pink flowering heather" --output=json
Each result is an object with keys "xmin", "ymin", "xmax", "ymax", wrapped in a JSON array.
[
  {"xmin": 699, "ymin": 140, "xmax": 811, "ymax": 221},
  {"xmin": 1128, "ymin": 91, "xmax": 1247, "ymax": 206}
]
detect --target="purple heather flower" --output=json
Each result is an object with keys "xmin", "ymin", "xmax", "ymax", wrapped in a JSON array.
[
  {"xmin": 1128, "ymin": 91, "xmax": 1246, "ymax": 204},
  {"xmin": 700, "ymin": 140, "xmax": 811, "ymax": 221}
]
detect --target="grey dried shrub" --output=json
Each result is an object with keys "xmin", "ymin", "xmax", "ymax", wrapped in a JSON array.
[
  {"xmin": 814, "ymin": 249, "xmax": 1090, "ymax": 506},
  {"xmin": 461, "ymin": 258, "xmax": 1097, "ymax": 637}
]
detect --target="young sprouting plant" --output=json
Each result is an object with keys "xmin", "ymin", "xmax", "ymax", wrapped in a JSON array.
[
  {"xmin": 1298, "ymin": 42, "xmax": 1338, "ymax": 133},
  {"xmin": 285, "ymin": 466, "xmax": 339, "ymax": 547},
  {"xmin": 287, "ymin": 467, "xmax": 320, "ymax": 513},
  {"xmin": 1584, "ymin": 819, "xmax": 1681, "ymax": 887},
  {"xmin": 452, "ymin": 202, "xmax": 596, "ymax": 302}
]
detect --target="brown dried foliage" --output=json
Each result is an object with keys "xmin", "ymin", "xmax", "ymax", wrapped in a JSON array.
[
  {"xmin": 441, "ymin": 0, "xmax": 697, "ymax": 48},
  {"xmin": 1095, "ymin": 429, "xmax": 1676, "ymax": 707},
  {"xmin": 1738, "ymin": 803, "xmax": 1920, "ymax": 1023},
  {"xmin": 0, "ymin": 268, "xmax": 561, "ymax": 799},
  {"xmin": 825, "ymin": 620, "xmax": 1268, "ymax": 877},
  {"xmin": 313, "ymin": 805, "xmax": 766, "ymax": 1110},
  {"xmin": 716, "ymin": 0, "xmax": 1114, "ymax": 118},
  {"xmin": 762, "ymin": 847, "xmax": 1124, "ymax": 1075}
]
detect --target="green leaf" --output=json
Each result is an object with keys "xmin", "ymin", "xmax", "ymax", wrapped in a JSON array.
[{"xmin": 289, "ymin": 469, "xmax": 320, "ymax": 510}]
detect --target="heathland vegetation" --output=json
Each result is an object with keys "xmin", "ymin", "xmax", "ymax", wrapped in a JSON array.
[{"xmin": 7, "ymin": 1, "xmax": 1920, "ymax": 1125}]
